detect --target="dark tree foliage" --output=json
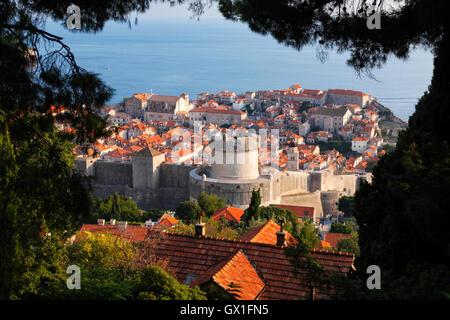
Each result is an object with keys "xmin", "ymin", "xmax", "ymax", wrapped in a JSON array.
[
  {"xmin": 197, "ymin": 192, "xmax": 227, "ymax": 217},
  {"xmin": 0, "ymin": 0, "xmax": 173, "ymax": 299},
  {"xmin": 218, "ymin": 0, "xmax": 445, "ymax": 76},
  {"xmin": 175, "ymin": 200, "xmax": 202, "ymax": 224},
  {"xmin": 218, "ymin": 0, "xmax": 450, "ymax": 298},
  {"xmin": 92, "ymin": 193, "xmax": 142, "ymax": 223},
  {"xmin": 295, "ymin": 218, "xmax": 319, "ymax": 250},
  {"xmin": 142, "ymin": 208, "xmax": 165, "ymax": 222},
  {"xmin": 330, "ymin": 222, "xmax": 353, "ymax": 234},
  {"xmin": 337, "ymin": 195, "xmax": 356, "ymax": 217},
  {"xmin": 336, "ymin": 233, "xmax": 360, "ymax": 257},
  {"xmin": 258, "ymin": 206, "xmax": 300, "ymax": 232},
  {"xmin": 241, "ymin": 188, "xmax": 262, "ymax": 224},
  {"xmin": 317, "ymin": 139, "xmax": 351, "ymax": 154}
]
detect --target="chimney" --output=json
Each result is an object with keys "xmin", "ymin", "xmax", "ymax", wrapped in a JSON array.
[
  {"xmin": 110, "ymin": 219, "xmax": 116, "ymax": 225},
  {"xmin": 195, "ymin": 223, "xmax": 206, "ymax": 237},
  {"xmin": 97, "ymin": 219, "xmax": 105, "ymax": 226},
  {"xmin": 117, "ymin": 221, "xmax": 128, "ymax": 230},
  {"xmin": 276, "ymin": 230, "xmax": 286, "ymax": 247}
]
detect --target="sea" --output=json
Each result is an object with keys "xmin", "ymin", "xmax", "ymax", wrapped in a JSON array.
[{"xmin": 45, "ymin": 13, "xmax": 434, "ymax": 122}]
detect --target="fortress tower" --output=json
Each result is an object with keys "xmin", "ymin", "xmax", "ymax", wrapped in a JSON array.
[
  {"xmin": 132, "ymin": 146, "xmax": 165, "ymax": 189},
  {"xmin": 209, "ymin": 134, "xmax": 259, "ymax": 180}
]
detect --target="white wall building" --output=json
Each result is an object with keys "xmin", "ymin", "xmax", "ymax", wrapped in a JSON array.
[{"xmin": 352, "ymin": 137, "xmax": 369, "ymax": 153}]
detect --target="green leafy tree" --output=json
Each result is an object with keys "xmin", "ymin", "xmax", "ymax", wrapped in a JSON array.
[
  {"xmin": 336, "ymin": 233, "xmax": 360, "ymax": 257},
  {"xmin": 294, "ymin": 219, "xmax": 319, "ymax": 250},
  {"xmin": 135, "ymin": 266, "xmax": 206, "ymax": 300},
  {"xmin": 317, "ymin": 139, "xmax": 352, "ymax": 154},
  {"xmin": 234, "ymin": 217, "xmax": 268, "ymax": 236},
  {"xmin": 0, "ymin": 0, "xmax": 124, "ymax": 298},
  {"xmin": 93, "ymin": 193, "xmax": 141, "ymax": 222},
  {"xmin": 142, "ymin": 208, "xmax": 164, "ymax": 222},
  {"xmin": 258, "ymin": 206, "xmax": 299, "ymax": 233},
  {"xmin": 330, "ymin": 222, "xmax": 353, "ymax": 234},
  {"xmin": 204, "ymin": 217, "xmax": 240, "ymax": 240},
  {"xmin": 171, "ymin": 221, "xmax": 195, "ymax": 236},
  {"xmin": 299, "ymin": 101, "xmax": 311, "ymax": 113},
  {"xmin": 197, "ymin": 192, "xmax": 227, "ymax": 217},
  {"xmin": 0, "ymin": 114, "xmax": 96, "ymax": 299},
  {"xmin": 175, "ymin": 201, "xmax": 202, "ymax": 225},
  {"xmin": 68, "ymin": 232, "xmax": 135, "ymax": 269}
]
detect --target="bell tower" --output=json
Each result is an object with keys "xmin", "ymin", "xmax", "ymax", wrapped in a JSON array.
[{"xmin": 286, "ymin": 147, "xmax": 299, "ymax": 171}]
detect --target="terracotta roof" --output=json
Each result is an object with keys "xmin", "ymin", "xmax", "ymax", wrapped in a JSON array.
[
  {"xmin": 79, "ymin": 224, "xmax": 149, "ymax": 242},
  {"xmin": 239, "ymin": 220, "xmax": 297, "ymax": 246},
  {"xmin": 327, "ymin": 89, "xmax": 368, "ymax": 97},
  {"xmin": 302, "ymin": 89, "xmax": 322, "ymax": 95},
  {"xmin": 157, "ymin": 213, "xmax": 179, "ymax": 227},
  {"xmin": 310, "ymin": 107, "xmax": 350, "ymax": 117},
  {"xmin": 285, "ymin": 93, "xmax": 325, "ymax": 99},
  {"xmin": 324, "ymin": 233, "xmax": 351, "ymax": 248},
  {"xmin": 143, "ymin": 231, "xmax": 355, "ymax": 300},
  {"xmin": 352, "ymin": 137, "xmax": 369, "ymax": 142},
  {"xmin": 191, "ymin": 249, "xmax": 265, "ymax": 300},
  {"xmin": 212, "ymin": 207, "xmax": 245, "ymax": 223},
  {"xmin": 133, "ymin": 93, "xmax": 150, "ymax": 102},
  {"xmin": 149, "ymin": 94, "xmax": 181, "ymax": 103},
  {"xmin": 269, "ymin": 204, "xmax": 315, "ymax": 219},
  {"xmin": 133, "ymin": 146, "xmax": 164, "ymax": 157},
  {"xmin": 190, "ymin": 107, "xmax": 245, "ymax": 115}
]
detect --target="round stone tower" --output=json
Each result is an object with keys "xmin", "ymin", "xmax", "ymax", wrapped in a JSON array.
[{"xmin": 209, "ymin": 134, "xmax": 259, "ymax": 180}]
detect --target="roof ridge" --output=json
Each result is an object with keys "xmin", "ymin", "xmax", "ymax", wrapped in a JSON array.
[
  {"xmin": 252, "ymin": 219, "xmax": 277, "ymax": 241},
  {"xmin": 161, "ymin": 231, "xmax": 354, "ymax": 257},
  {"xmin": 311, "ymin": 248, "xmax": 354, "ymax": 257},
  {"xmin": 213, "ymin": 249, "xmax": 244, "ymax": 277}
]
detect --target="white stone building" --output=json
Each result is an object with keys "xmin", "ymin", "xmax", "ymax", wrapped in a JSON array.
[
  {"xmin": 189, "ymin": 107, "xmax": 247, "ymax": 126},
  {"xmin": 352, "ymin": 137, "xmax": 369, "ymax": 153},
  {"xmin": 309, "ymin": 107, "xmax": 352, "ymax": 133}
]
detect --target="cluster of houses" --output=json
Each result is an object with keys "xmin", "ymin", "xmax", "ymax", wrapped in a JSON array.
[{"xmin": 68, "ymin": 84, "xmax": 389, "ymax": 174}]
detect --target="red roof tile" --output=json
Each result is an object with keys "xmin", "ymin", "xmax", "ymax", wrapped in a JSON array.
[
  {"xmin": 79, "ymin": 224, "xmax": 149, "ymax": 242},
  {"xmin": 158, "ymin": 213, "xmax": 179, "ymax": 227},
  {"xmin": 324, "ymin": 233, "xmax": 351, "ymax": 248},
  {"xmin": 327, "ymin": 89, "xmax": 368, "ymax": 97},
  {"xmin": 191, "ymin": 249, "xmax": 265, "ymax": 300},
  {"xmin": 141, "ymin": 231, "xmax": 355, "ymax": 300},
  {"xmin": 190, "ymin": 107, "xmax": 244, "ymax": 115},
  {"xmin": 212, "ymin": 207, "xmax": 245, "ymax": 223},
  {"xmin": 239, "ymin": 220, "xmax": 297, "ymax": 246},
  {"xmin": 270, "ymin": 204, "xmax": 315, "ymax": 219}
]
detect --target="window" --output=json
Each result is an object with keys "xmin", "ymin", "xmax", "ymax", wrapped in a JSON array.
[{"xmin": 304, "ymin": 211, "xmax": 309, "ymax": 215}]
